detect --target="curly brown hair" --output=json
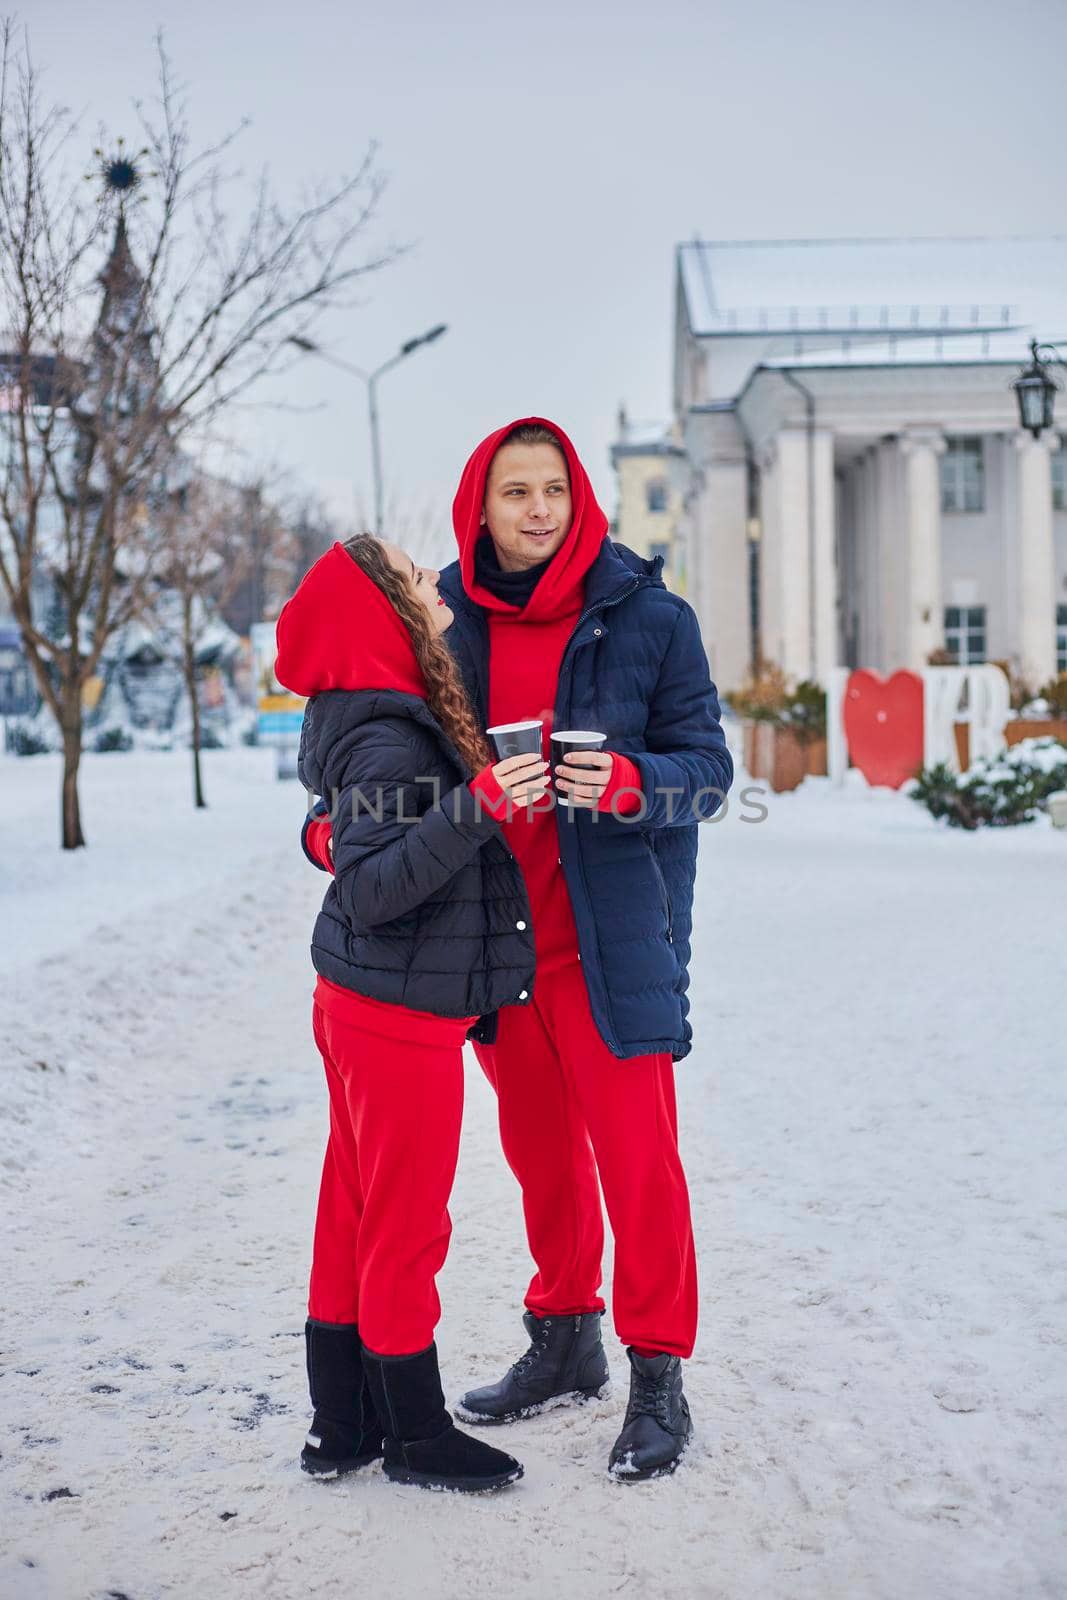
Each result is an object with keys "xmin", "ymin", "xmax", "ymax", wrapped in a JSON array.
[{"xmin": 342, "ymin": 534, "xmax": 494, "ymax": 776}]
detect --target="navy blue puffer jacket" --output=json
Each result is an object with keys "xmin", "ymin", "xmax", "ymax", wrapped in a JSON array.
[{"xmin": 438, "ymin": 539, "xmax": 734, "ymax": 1061}]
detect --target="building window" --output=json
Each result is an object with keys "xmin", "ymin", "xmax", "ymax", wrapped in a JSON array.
[
  {"xmin": 944, "ymin": 605, "xmax": 986, "ymax": 664},
  {"xmin": 1053, "ymin": 452, "xmax": 1066, "ymax": 513},
  {"xmin": 1057, "ymin": 604, "xmax": 1067, "ymax": 674},
  {"xmin": 648, "ymin": 541, "xmax": 670, "ymax": 568},
  {"xmin": 646, "ymin": 477, "xmax": 668, "ymax": 513},
  {"xmin": 0, "ymin": 659, "xmax": 35, "ymax": 716},
  {"xmin": 940, "ymin": 437, "xmax": 985, "ymax": 513}
]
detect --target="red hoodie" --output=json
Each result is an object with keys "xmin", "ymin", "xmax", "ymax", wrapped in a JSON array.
[
  {"xmin": 276, "ymin": 541, "xmax": 481, "ymax": 1045},
  {"xmin": 452, "ymin": 417, "xmax": 642, "ymax": 981},
  {"xmin": 275, "ymin": 541, "xmax": 428, "ymax": 699}
]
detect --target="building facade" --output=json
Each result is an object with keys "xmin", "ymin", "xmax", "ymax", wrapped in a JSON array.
[
  {"xmin": 666, "ymin": 237, "xmax": 1067, "ymax": 695},
  {"xmin": 610, "ymin": 408, "xmax": 688, "ymax": 593}
]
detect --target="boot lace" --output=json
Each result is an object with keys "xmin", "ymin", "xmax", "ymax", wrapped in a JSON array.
[
  {"xmin": 510, "ymin": 1320, "xmax": 552, "ymax": 1379},
  {"xmin": 626, "ymin": 1368, "xmax": 673, "ymax": 1428}
]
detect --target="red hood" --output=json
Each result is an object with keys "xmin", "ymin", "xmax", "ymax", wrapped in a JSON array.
[
  {"xmin": 274, "ymin": 542, "xmax": 427, "ymax": 698},
  {"xmin": 452, "ymin": 416, "xmax": 608, "ymax": 622}
]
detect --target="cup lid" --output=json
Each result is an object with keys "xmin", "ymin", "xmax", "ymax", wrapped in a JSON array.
[
  {"xmin": 486, "ymin": 719, "xmax": 544, "ymax": 735},
  {"xmin": 550, "ymin": 729, "xmax": 605, "ymax": 742}
]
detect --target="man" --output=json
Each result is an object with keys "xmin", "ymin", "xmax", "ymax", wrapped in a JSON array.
[
  {"xmin": 305, "ymin": 415, "xmax": 731, "ymax": 1481},
  {"xmin": 442, "ymin": 416, "xmax": 731, "ymax": 1481}
]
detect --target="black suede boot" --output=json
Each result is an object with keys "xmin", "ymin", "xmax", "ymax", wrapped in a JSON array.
[
  {"xmin": 361, "ymin": 1342, "xmax": 524, "ymax": 1493},
  {"xmin": 300, "ymin": 1320, "xmax": 385, "ymax": 1478},
  {"xmin": 608, "ymin": 1349, "xmax": 692, "ymax": 1482},
  {"xmin": 456, "ymin": 1310, "xmax": 611, "ymax": 1425}
]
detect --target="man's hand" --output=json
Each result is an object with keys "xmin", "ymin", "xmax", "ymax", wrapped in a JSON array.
[{"xmin": 554, "ymin": 749, "xmax": 614, "ymax": 808}]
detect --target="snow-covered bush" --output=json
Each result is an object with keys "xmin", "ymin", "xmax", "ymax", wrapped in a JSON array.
[
  {"xmin": 911, "ymin": 738, "xmax": 1067, "ymax": 829},
  {"xmin": 6, "ymin": 720, "xmax": 51, "ymax": 756},
  {"xmin": 93, "ymin": 725, "xmax": 135, "ymax": 754}
]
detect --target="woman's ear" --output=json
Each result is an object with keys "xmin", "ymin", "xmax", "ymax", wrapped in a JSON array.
[{"xmin": 479, "ymin": 510, "xmax": 486, "ymax": 527}]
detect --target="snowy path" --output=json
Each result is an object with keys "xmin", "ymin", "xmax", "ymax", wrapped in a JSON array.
[{"xmin": 1, "ymin": 748, "xmax": 1065, "ymax": 1599}]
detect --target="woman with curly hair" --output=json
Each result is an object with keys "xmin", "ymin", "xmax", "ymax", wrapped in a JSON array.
[{"xmin": 274, "ymin": 533, "xmax": 545, "ymax": 1494}]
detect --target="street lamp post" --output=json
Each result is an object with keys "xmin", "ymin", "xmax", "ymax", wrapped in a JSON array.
[
  {"xmin": 1013, "ymin": 339, "xmax": 1064, "ymax": 438},
  {"xmin": 288, "ymin": 325, "xmax": 448, "ymax": 535}
]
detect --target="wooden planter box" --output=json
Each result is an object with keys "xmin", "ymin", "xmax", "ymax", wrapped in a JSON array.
[
  {"xmin": 743, "ymin": 721, "xmax": 827, "ymax": 792},
  {"xmin": 1004, "ymin": 718, "xmax": 1067, "ymax": 749},
  {"xmin": 934, "ymin": 720, "xmax": 1066, "ymax": 773}
]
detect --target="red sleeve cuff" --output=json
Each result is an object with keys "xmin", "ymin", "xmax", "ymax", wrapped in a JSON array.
[
  {"xmin": 469, "ymin": 763, "xmax": 510, "ymax": 820},
  {"xmin": 598, "ymin": 752, "xmax": 644, "ymax": 816},
  {"xmin": 305, "ymin": 814, "xmax": 335, "ymax": 873}
]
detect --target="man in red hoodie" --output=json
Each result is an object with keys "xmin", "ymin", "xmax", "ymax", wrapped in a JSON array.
[{"xmin": 306, "ymin": 417, "xmax": 731, "ymax": 1481}]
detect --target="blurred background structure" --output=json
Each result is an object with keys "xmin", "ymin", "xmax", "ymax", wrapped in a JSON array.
[{"xmin": 612, "ymin": 236, "xmax": 1067, "ymax": 698}]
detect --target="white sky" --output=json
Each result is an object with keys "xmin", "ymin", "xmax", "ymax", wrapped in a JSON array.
[{"xmin": 28, "ymin": 0, "xmax": 1067, "ymax": 559}]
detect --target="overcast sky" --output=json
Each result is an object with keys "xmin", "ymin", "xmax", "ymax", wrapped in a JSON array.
[{"xmin": 29, "ymin": 0, "xmax": 1067, "ymax": 561}]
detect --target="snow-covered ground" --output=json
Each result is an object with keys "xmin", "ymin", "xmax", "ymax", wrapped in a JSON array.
[{"xmin": 1, "ymin": 742, "xmax": 1064, "ymax": 1599}]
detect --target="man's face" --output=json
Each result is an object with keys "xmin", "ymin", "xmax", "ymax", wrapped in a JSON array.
[{"xmin": 481, "ymin": 442, "xmax": 573, "ymax": 572}]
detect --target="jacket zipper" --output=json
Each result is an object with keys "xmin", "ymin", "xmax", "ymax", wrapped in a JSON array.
[{"xmin": 648, "ymin": 843, "xmax": 673, "ymax": 942}]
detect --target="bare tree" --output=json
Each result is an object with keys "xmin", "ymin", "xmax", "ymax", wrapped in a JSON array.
[
  {"xmin": 218, "ymin": 473, "xmax": 301, "ymax": 637},
  {"xmin": 0, "ymin": 23, "xmax": 399, "ymax": 847},
  {"xmin": 288, "ymin": 492, "xmax": 339, "ymax": 590},
  {"xmin": 151, "ymin": 474, "xmax": 250, "ymax": 809}
]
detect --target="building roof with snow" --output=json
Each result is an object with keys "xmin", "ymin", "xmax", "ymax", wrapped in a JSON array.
[
  {"xmin": 678, "ymin": 235, "xmax": 1067, "ymax": 340},
  {"xmin": 674, "ymin": 236, "xmax": 1067, "ymax": 405}
]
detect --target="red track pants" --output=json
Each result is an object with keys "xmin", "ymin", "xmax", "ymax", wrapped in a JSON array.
[
  {"xmin": 307, "ymin": 1004, "xmax": 464, "ymax": 1355},
  {"xmin": 473, "ymin": 963, "xmax": 698, "ymax": 1359}
]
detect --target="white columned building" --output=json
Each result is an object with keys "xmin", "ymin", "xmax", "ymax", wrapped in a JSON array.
[{"xmin": 652, "ymin": 236, "xmax": 1067, "ymax": 695}]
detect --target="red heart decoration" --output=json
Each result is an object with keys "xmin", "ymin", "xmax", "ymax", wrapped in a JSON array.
[{"xmin": 843, "ymin": 670, "xmax": 925, "ymax": 789}]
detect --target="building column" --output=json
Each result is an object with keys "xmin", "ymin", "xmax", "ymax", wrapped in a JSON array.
[
  {"xmin": 811, "ymin": 428, "xmax": 838, "ymax": 684},
  {"xmin": 900, "ymin": 429, "xmax": 946, "ymax": 670},
  {"xmin": 766, "ymin": 426, "xmax": 836, "ymax": 683},
  {"xmin": 773, "ymin": 429, "xmax": 812, "ymax": 680},
  {"xmin": 1012, "ymin": 431, "xmax": 1058, "ymax": 686},
  {"xmin": 680, "ymin": 409, "xmax": 750, "ymax": 692}
]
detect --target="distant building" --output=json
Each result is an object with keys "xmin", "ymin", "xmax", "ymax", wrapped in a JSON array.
[
  {"xmin": 610, "ymin": 408, "xmax": 687, "ymax": 592},
  {"xmin": 670, "ymin": 236, "xmax": 1067, "ymax": 694}
]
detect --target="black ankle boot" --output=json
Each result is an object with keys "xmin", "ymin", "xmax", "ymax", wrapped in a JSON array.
[
  {"xmin": 300, "ymin": 1320, "xmax": 385, "ymax": 1477},
  {"xmin": 608, "ymin": 1349, "xmax": 692, "ymax": 1482},
  {"xmin": 456, "ymin": 1309, "xmax": 610, "ymax": 1425},
  {"xmin": 361, "ymin": 1342, "xmax": 523, "ymax": 1493}
]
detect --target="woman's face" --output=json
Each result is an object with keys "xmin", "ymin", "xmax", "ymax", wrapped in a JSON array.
[
  {"xmin": 382, "ymin": 544, "xmax": 453, "ymax": 634},
  {"xmin": 481, "ymin": 442, "xmax": 573, "ymax": 572}
]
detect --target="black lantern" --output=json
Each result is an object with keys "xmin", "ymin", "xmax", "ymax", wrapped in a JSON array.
[{"xmin": 1012, "ymin": 340, "xmax": 1058, "ymax": 438}]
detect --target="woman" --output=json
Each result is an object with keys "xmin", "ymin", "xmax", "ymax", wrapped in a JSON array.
[{"xmin": 274, "ymin": 533, "xmax": 547, "ymax": 1494}]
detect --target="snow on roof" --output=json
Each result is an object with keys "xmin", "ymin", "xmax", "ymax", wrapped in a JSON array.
[
  {"xmin": 756, "ymin": 326, "xmax": 1046, "ymax": 371},
  {"xmin": 194, "ymin": 618, "xmax": 241, "ymax": 664},
  {"xmin": 678, "ymin": 236, "xmax": 1067, "ymax": 341},
  {"xmin": 115, "ymin": 619, "xmax": 165, "ymax": 663},
  {"xmin": 622, "ymin": 424, "xmax": 671, "ymax": 448}
]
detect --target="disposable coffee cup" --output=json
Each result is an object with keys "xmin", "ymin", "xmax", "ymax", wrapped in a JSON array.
[
  {"xmin": 487, "ymin": 719, "xmax": 544, "ymax": 762},
  {"xmin": 551, "ymin": 729, "xmax": 606, "ymax": 807}
]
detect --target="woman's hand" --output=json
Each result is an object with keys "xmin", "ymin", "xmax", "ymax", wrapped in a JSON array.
[{"xmin": 492, "ymin": 751, "xmax": 551, "ymax": 805}]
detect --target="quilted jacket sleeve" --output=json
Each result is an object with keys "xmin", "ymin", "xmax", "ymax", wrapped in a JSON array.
[
  {"xmin": 327, "ymin": 725, "xmax": 504, "ymax": 929},
  {"xmin": 625, "ymin": 602, "xmax": 734, "ymax": 829},
  {"xmin": 301, "ymin": 799, "xmax": 333, "ymax": 872}
]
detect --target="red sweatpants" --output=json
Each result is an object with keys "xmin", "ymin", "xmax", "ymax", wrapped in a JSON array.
[
  {"xmin": 307, "ymin": 1004, "xmax": 464, "ymax": 1355},
  {"xmin": 473, "ymin": 963, "xmax": 698, "ymax": 1359}
]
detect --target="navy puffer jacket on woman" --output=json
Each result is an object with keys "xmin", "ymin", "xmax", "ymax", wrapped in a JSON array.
[
  {"xmin": 276, "ymin": 541, "xmax": 536, "ymax": 1024},
  {"xmin": 298, "ymin": 689, "xmax": 536, "ymax": 1020}
]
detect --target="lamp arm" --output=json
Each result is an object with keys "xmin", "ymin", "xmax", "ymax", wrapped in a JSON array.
[{"xmin": 1031, "ymin": 339, "xmax": 1067, "ymax": 373}]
